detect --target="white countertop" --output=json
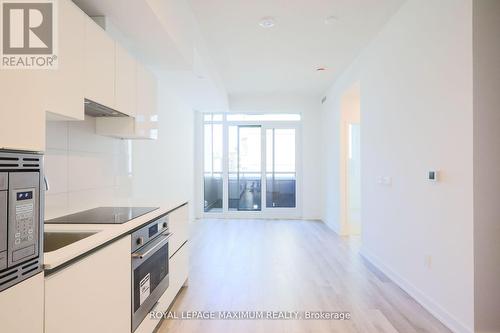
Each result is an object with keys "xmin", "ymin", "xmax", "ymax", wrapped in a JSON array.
[{"xmin": 43, "ymin": 201, "xmax": 187, "ymax": 271}]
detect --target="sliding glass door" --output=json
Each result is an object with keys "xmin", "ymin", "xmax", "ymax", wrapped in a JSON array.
[
  {"xmin": 228, "ymin": 125, "xmax": 262, "ymax": 211},
  {"xmin": 203, "ymin": 114, "xmax": 300, "ymax": 216}
]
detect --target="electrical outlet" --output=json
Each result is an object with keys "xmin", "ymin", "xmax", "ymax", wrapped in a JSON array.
[{"xmin": 424, "ymin": 255, "xmax": 432, "ymax": 269}]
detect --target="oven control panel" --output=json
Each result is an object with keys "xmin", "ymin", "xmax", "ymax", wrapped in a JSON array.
[
  {"xmin": 131, "ymin": 216, "xmax": 168, "ymax": 252},
  {"xmin": 11, "ymin": 188, "xmax": 37, "ymax": 260}
]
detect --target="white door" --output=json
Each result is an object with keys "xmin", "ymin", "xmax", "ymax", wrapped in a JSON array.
[{"xmin": 227, "ymin": 125, "xmax": 262, "ymax": 211}]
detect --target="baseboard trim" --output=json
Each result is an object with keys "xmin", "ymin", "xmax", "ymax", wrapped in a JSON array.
[
  {"xmin": 359, "ymin": 247, "xmax": 472, "ymax": 333},
  {"xmin": 323, "ymin": 220, "xmax": 351, "ymax": 236}
]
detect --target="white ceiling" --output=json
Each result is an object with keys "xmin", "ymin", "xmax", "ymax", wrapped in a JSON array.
[{"xmin": 187, "ymin": 0, "xmax": 405, "ymax": 97}]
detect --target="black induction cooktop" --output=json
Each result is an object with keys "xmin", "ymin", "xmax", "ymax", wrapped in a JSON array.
[{"xmin": 45, "ymin": 207, "xmax": 159, "ymax": 225}]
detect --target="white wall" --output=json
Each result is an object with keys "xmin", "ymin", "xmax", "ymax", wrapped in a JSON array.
[
  {"xmin": 44, "ymin": 79, "xmax": 195, "ymax": 220},
  {"xmin": 473, "ymin": 0, "xmax": 500, "ymax": 332},
  {"xmin": 44, "ymin": 117, "xmax": 132, "ymax": 219},
  {"xmin": 227, "ymin": 93, "xmax": 322, "ymax": 220},
  {"xmin": 320, "ymin": 0, "xmax": 473, "ymax": 332}
]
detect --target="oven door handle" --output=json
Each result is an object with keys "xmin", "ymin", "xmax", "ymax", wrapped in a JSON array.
[{"xmin": 132, "ymin": 232, "xmax": 173, "ymax": 260}]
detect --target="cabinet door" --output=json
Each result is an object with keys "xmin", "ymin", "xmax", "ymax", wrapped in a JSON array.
[
  {"xmin": 44, "ymin": 236, "xmax": 131, "ymax": 333},
  {"xmin": 42, "ymin": 0, "xmax": 85, "ymax": 120},
  {"xmin": 169, "ymin": 204, "xmax": 189, "ymax": 255},
  {"xmin": 0, "ymin": 88, "xmax": 45, "ymax": 151},
  {"xmin": 169, "ymin": 241, "xmax": 189, "ymax": 291},
  {"xmin": 0, "ymin": 273, "xmax": 44, "ymax": 333},
  {"xmin": 84, "ymin": 16, "xmax": 115, "ymax": 108},
  {"xmin": 136, "ymin": 63, "xmax": 158, "ymax": 139},
  {"xmin": 0, "ymin": 41, "xmax": 48, "ymax": 150},
  {"xmin": 115, "ymin": 42, "xmax": 137, "ymax": 116}
]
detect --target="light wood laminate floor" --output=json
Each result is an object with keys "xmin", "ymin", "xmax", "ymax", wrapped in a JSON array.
[{"xmin": 157, "ymin": 219, "xmax": 450, "ymax": 333}]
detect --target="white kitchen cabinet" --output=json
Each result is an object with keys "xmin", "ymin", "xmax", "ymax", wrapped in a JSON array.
[
  {"xmin": 44, "ymin": 236, "xmax": 131, "ymax": 333},
  {"xmin": 0, "ymin": 272, "xmax": 44, "ymax": 333},
  {"xmin": 115, "ymin": 42, "xmax": 137, "ymax": 117},
  {"xmin": 167, "ymin": 241, "xmax": 189, "ymax": 296},
  {"xmin": 84, "ymin": 15, "xmax": 115, "ymax": 108},
  {"xmin": 0, "ymin": 0, "xmax": 84, "ymax": 151},
  {"xmin": 169, "ymin": 204, "xmax": 189, "ymax": 255},
  {"xmin": 96, "ymin": 62, "xmax": 158, "ymax": 139},
  {"xmin": 0, "ymin": 0, "xmax": 163, "ymax": 151},
  {"xmin": 0, "ymin": 90, "xmax": 46, "ymax": 151},
  {"xmin": 42, "ymin": 0, "xmax": 85, "ymax": 121},
  {"xmin": 135, "ymin": 63, "xmax": 158, "ymax": 138}
]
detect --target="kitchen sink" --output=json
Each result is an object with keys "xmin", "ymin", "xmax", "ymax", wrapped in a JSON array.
[{"xmin": 44, "ymin": 231, "xmax": 98, "ymax": 253}]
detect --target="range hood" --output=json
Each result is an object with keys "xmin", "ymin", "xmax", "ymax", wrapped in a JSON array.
[{"xmin": 84, "ymin": 99, "xmax": 128, "ymax": 117}]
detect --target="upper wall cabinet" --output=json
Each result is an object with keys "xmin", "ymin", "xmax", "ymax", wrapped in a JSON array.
[
  {"xmin": 0, "ymin": 0, "xmax": 157, "ymax": 152},
  {"xmin": 0, "ymin": 0, "xmax": 85, "ymax": 152},
  {"xmin": 0, "ymin": 85, "xmax": 46, "ymax": 152},
  {"xmin": 115, "ymin": 43, "xmax": 136, "ymax": 117},
  {"xmin": 84, "ymin": 16, "xmax": 115, "ymax": 108},
  {"xmin": 96, "ymin": 63, "xmax": 158, "ymax": 139},
  {"xmin": 42, "ymin": 0, "xmax": 85, "ymax": 121},
  {"xmin": 135, "ymin": 63, "xmax": 158, "ymax": 139}
]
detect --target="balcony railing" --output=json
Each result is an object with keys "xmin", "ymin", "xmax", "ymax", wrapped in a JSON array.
[{"xmin": 204, "ymin": 172, "xmax": 296, "ymax": 212}]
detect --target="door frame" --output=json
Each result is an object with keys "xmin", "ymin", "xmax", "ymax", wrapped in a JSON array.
[{"xmin": 339, "ymin": 83, "xmax": 361, "ymax": 235}]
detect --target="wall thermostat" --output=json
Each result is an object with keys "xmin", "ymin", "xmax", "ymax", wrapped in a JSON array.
[{"xmin": 428, "ymin": 170, "xmax": 439, "ymax": 182}]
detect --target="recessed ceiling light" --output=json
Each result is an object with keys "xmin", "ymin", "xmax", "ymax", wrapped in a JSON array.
[
  {"xmin": 316, "ymin": 67, "xmax": 328, "ymax": 71},
  {"xmin": 259, "ymin": 17, "xmax": 276, "ymax": 28},
  {"xmin": 324, "ymin": 16, "xmax": 339, "ymax": 25}
]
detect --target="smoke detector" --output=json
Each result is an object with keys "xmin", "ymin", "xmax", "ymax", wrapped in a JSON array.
[
  {"xmin": 259, "ymin": 17, "xmax": 276, "ymax": 28},
  {"xmin": 324, "ymin": 16, "xmax": 339, "ymax": 25}
]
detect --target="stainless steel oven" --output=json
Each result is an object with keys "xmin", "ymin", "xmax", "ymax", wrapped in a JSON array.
[
  {"xmin": 131, "ymin": 215, "xmax": 171, "ymax": 332},
  {"xmin": 0, "ymin": 150, "xmax": 44, "ymax": 292}
]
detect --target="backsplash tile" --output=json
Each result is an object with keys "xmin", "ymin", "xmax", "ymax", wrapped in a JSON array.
[
  {"xmin": 46, "ymin": 121, "xmax": 68, "ymax": 150},
  {"xmin": 68, "ymin": 117, "xmax": 120, "ymax": 153},
  {"xmin": 44, "ymin": 116, "xmax": 132, "ymax": 219},
  {"xmin": 44, "ymin": 193, "xmax": 68, "ymax": 220},
  {"xmin": 44, "ymin": 150, "xmax": 68, "ymax": 195},
  {"xmin": 67, "ymin": 151, "xmax": 115, "ymax": 191}
]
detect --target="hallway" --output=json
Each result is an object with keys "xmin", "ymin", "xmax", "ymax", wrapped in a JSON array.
[{"xmin": 158, "ymin": 219, "xmax": 450, "ymax": 333}]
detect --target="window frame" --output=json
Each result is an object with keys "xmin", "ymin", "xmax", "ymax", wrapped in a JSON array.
[{"xmin": 200, "ymin": 113, "xmax": 302, "ymax": 219}]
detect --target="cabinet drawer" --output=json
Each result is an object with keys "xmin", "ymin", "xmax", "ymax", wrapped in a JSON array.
[
  {"xmin": 160, "ymin": 241, "xmax": 188, "ymax": 310},
  {"xmin": 168, "ymin": 205, "xmax": 189, "ymax": 256},
  {"xmin": 170, "ymin": 241, "xmax": 189, "ymax": 292}
]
